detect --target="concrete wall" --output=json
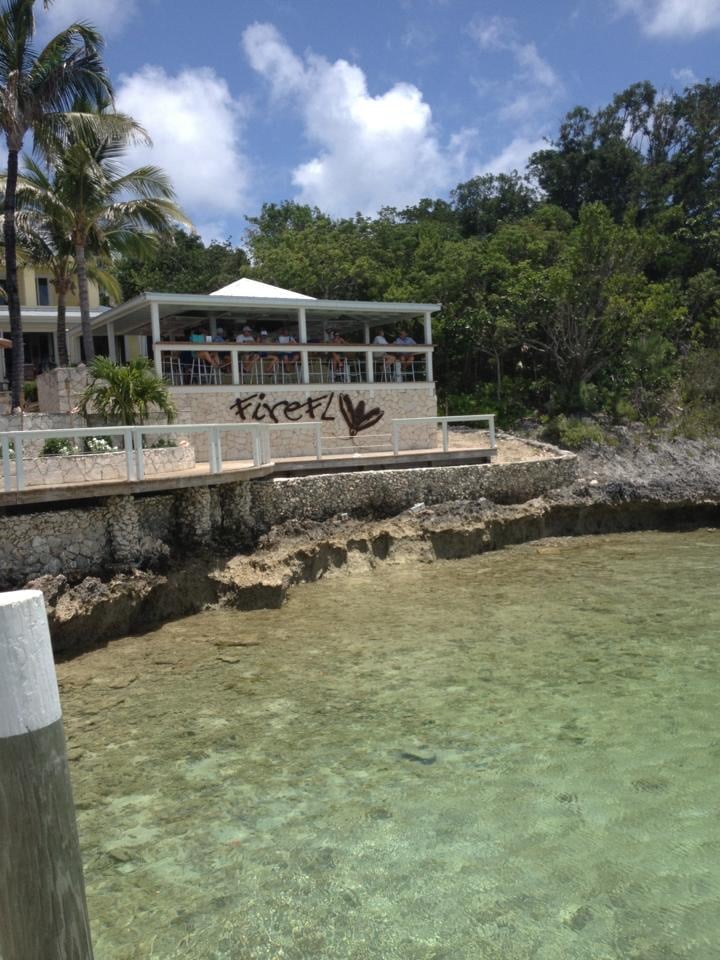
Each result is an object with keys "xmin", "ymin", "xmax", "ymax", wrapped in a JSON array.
[
  {"xmin": 171, "ymin": 385, "xmax": 438, "ymax": 460},
  {"xmin": 0, "ymin": 450, "xmax": 576, "ymax": 588},
  {"xmin": 36, "ymin": 367, "xmax": 91, "ymax": 414},
  {"xmin": 8, "ymin": 445, "xmax": 195, "ymax": 488}
]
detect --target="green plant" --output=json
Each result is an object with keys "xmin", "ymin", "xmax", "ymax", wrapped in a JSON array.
[
  {"xmin": 145, "ymin": 436, "xmax": 178, "ymax": 449},
  {"xmin": 23, "ymin": 380, "xmax": 37, "ymax": 403},
  {"xmin": 542, "ymin": 415, "xmax": 607, "ymax": 449},
  {"xmin": 84, "ymin": 435, "xmax": 114, "ymax": 453},
  {"xmin": 78, "ymin": 356, "xmax": 176, "ymax": 426},
  {"xmin": 41, "ymin": 437, "xmax": 75, "ymax": 456}
]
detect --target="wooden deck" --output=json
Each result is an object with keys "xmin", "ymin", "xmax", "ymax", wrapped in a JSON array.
[{"xmin": 0, "ymin": 445, "xmax": 496, "ymax": 508}]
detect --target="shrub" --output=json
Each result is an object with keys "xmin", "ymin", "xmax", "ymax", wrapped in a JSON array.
[
  {"xmin": 145, "ymin": 436, "xmax": 178, "ymax": 449},
  {"xmin": 23, "ymin": 381, "xmax": 38, "ymax": 403},
  {"xmin": 84, "ymin": 436, "xmax": 115, "ymax": 454},
  {"xmin": 542, "ymin": 415, "xmax": 607, "ymax": 449},
  {"xmin": 41, "ymin": 438, "xmax": 75, "ymax": 457}
]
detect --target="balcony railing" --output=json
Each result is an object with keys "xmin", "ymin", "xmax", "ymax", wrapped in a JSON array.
[{"xmin": 155, "ymin": 342, "xmax": 434, "ymax": 386}]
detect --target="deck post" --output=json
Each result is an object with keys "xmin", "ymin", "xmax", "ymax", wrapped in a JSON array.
[
  {"xmin": 150, "ymin": 300, "xmax": 162, "ymax": 377},
  {"xmin": 2, "ymin": 433, "xmax": 12, "ymax": 492},
  {"xmin": 106, "ymin": 321, "xmax": 117, "ymax": 362},
  {"xmin": 423, "ymin": 311, "xmax": 433, "ymax": 383},
  {"xmin": 0, "ymin": 590, "xmax": 95, "ymax": 960},
  {"xmin": 298, "ymin": 307, "xmax": 310, "ymax": 384}
]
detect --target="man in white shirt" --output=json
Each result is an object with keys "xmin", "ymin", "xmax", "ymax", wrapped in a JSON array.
[
  {"xmin": 394, "ymin": 329, "xmax": 417, "ymax": 380},
  {"xmin": 235, "ymin": 325, "xmax": 257, "ymax": 375}
]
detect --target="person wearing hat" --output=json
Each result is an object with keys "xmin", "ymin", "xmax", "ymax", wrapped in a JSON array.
[
  {"xmin": 257, "ymin": 329, "xmax": 278, "ymax": 380},
  {"xmin": 235, "ymin": 325, "xmax": 259, "ymax": 377}
]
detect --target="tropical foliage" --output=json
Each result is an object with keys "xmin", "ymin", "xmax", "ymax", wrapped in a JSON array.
[
  {"xmin": 78, "ymin": 356, "xmax": 176, "ymax": 425},
  {"xmin": 0, "ymin": 0, "xmax": 111, "ymax": 406}
]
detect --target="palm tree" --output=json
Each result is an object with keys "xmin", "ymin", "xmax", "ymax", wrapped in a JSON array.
[
  {"xmin": 78, "ymin": 356, "xmax": 176, "ymax": 425},
  {"xmin": 0, "ymin": 0, "xmax": 112, "ymax": 407},
  {"xmin": 11, "ymin": 152, "xmax": 121, "ymax": 364},
  {"xmin": 34, "ymin": 112, "xmax": 189, "ymax": 361}
]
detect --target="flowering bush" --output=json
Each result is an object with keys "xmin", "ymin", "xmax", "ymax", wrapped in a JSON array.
[
  {"xmin": 84, "ymin": 436, "xmax": 115, "ymax": 454},
  {"xmin": 41, "ymin": 438, "xmax": 75, "ymax": 457}
]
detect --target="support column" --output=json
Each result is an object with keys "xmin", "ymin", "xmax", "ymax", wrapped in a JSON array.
[
  {"xmin": 106, "ymin": 321, "xmax": 117, "ymax": 362},
  {"xmin": 0, "ymin": 590, "xmax": 95, "ymax": 960},
  {"xmin": 150, "ymin": 301, "xmax": 162, "ymax": 377},
  {"xmin": 424, "ymin": 310, "xmax": 434, "ymax": 383},
  {"xmin": 298, "ymin": 306, "xmax": 309, "ymax": 384}
]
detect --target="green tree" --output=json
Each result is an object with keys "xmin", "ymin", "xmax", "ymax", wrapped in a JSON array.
[
  {"xmin": 114, "ymin": 228, "xmax": 249, "ymax": 300},
  {"xmin": 78, "ymin": 356, "xmax": 176, "ymax": 425},
  {"xmin": 0, "ymin": 0, "xmax": 111, "ymax": 406},
  {"xmin": 20, "ymin": 109, "xmax": 189, "ymax": 360}
]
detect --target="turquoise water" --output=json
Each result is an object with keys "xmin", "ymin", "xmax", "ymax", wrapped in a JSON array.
[{"xmin": 58, "ymin": 529, "xmax": 720, "ymax": 959}]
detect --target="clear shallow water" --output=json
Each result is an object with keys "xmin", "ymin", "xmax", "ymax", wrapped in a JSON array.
[{"xmin": 57, "ymin": 530, "xmax": 720, "ymax": 960}]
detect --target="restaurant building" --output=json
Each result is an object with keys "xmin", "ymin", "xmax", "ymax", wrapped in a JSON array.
[{"xmin": 91, "ymin": 279, "xmax": 441, "ymax": 459}]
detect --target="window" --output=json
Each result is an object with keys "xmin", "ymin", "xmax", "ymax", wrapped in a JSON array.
[{"xmin": 36, "ymin": 277, "xmax": 50, "ymax": 306}]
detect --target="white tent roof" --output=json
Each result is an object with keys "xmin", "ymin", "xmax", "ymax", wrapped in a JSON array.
[{"xmin": 210, "ymin": 277, "xmax": 315, "ymax": 300}]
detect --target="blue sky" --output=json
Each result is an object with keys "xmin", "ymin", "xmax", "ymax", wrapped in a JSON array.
[{"xmin": 39, "ymin": 0, "xmax": 720, "ymax": 244}]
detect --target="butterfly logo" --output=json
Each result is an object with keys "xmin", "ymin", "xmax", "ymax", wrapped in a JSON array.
[{"xmin": 338, "ymin": 394, "xmax": 385, "ymax": 436}]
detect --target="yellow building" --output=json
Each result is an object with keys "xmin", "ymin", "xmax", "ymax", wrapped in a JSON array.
[{"xmin": 0, "ymin": 265, "xmax": 147, "ymax": 388}]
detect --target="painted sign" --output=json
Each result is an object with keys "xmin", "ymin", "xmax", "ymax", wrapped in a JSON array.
[{"xmin": 230, "ymin": 392, "xmax": 385, "ymax": 435}]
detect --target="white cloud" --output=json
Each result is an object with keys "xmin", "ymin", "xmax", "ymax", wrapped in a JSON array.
[
  {"xmin": 38, "ymin": 0, "xmax": 138, "ymax": 38},
  {"xmin": 671, "ymin": 66, "xmax": 700, "ymax": 85},
  {"xmin": 468, "ymin": 17, "xmax": 563, "ymax": 126},
  {"xmin": 242, "ymin": 22, "xmax": 470, "ymax": 216},
  {"xmin": 616, "ymin": 0, "xmax": 720, "ymax": 36},
  {"xmin": 480, "ymin": 136, "xmax": 547, "ymax": 176},
  {"xmin": 116, "ymin": 66, "xmax": 251, "ymax": 228}
]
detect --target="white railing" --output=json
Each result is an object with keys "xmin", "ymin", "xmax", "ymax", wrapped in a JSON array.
[
  {"xmin": 391, "ymin": 414, "xmax": 496, "ymax": 455},
  {"xmin": 1, "ymin": 414, "xmax": 496, "ymax": 493},
  {"xmin": 155, "ymin": 342, "xmax": 434, "ymax": 386},
  {"xmin": 1, "ymin": 421, "xmax": 326, "ymax": 492}
]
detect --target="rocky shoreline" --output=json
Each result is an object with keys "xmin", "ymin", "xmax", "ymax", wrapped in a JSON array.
[{"xmin": 33, "ymin": 429, "xmax": 719, "ymax": 654}]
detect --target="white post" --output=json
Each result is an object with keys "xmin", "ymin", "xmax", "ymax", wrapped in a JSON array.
[
  {"xmin": 134, "ymin": 429, "xmax": 145, "ymax": 481},
  {"xmin": 106, "ymin": 321, "xmax": 116, "ymax": 362},
  {"xmin": 298, "ymin": 307, "xmax": 309, "ymax": 385},
  {"xmin": 14, "ymin": 435, "xmax": 24, "ymax": 491},
  {"xmin": 150, "ymin": 301, "xmax": 162, "ymax": 378},
  {"xmin": 441, "ymin": 419, "xmax": 449, "ymax": 452},
  {"xmin": 363, "ymin": 321, "xmax": 370, "ymax": 344},
  {"xmin": 208, "ymin": 317, "xmax": 217, "ymax": 338},
  {"xmin": 124, "ymin": 429, "xmax": 135, "ymax": 482},
  {"xmin": 0, "ymin": 591, "xmax": 95, "ymax": 960},
  {"xmin": 231, "ymin": 350, "xmax": 240, "ymax": 386},
  {"xmin": 424, "ymin": 311, "xmax": 434, "ymax": 383},
  {"xmin": 2, "ymin": 433, "xmax": 12, "ymax": 492},
  {"xmin": 488, "ymin": 415, "xmax": 496, "ymax": 449},
  {"xmin": 366, "ymin": 348, "xmax": 374, "ymax": 383}
]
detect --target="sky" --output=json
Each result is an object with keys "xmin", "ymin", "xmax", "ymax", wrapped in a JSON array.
[{"xmin": 37, "ymin": 0, "xmax": 720, "ymax": 245}]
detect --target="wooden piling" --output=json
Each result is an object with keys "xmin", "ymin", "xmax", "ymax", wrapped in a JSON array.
[{"xmin": 0, "ymin": 590, "xmax": 94, "ymax": 960}]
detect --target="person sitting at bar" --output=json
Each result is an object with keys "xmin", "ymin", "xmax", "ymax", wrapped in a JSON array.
[
  {"xmin": 329, "ymin": 330, "xmax": 350, "ymax": 382},
  {"xmin": 257, "ymin": 329, "xmax": 278, "ymax": 379},
  {"xmin": 277, "ymin": 326, "xmax": 301, "ymax": 374},
  {"xmin": 393, "ymin": 328, "xmax": 417, "ymax": 379},
  {"xmin": 373, "ymin": 327, "xmax": 395, "ymax": 376},
  {"xmin": 235, "ymin": 325, "xmax": 259, "ymax": 376}
]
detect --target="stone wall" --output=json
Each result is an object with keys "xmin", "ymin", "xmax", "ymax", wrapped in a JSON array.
[
  {"xmin": 36, "ymin": 367, "xmax": 90, "ymax": 414},
  {"xmin": 0, "ymin": 448, "xmax": 576, "ymax": 588},
  {"xmin": 7, "ymin": 444, "xmax": 195, "ymax": 488},
  {"xmin": 0, "ymin": 412, "xmax": 85, "ymax": 456},
  {"xmin": 170, "ymin": 385, "xmax": 438, "ymax": 460}
]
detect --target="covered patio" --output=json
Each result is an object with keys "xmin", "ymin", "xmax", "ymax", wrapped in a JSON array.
[{"xmin": 92, "ymin": 279, "xmax": 440, "ymax": 389}]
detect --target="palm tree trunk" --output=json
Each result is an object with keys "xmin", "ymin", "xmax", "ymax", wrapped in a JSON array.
[
  {"xmin": 3, "ymin": 148, "xmax": 24, "ymax": 408},
  {"xmin": 56, "ymin": 286, "xmax": 69, "ymax": 367},
  {"xmin": 75, "ymin": 242, "xmax": 94, "ymax": 362}
]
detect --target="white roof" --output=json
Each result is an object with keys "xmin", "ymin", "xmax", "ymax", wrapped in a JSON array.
[{"xmin": 210, "ymin": 277, "xmax": 315, "ymax": 300}]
